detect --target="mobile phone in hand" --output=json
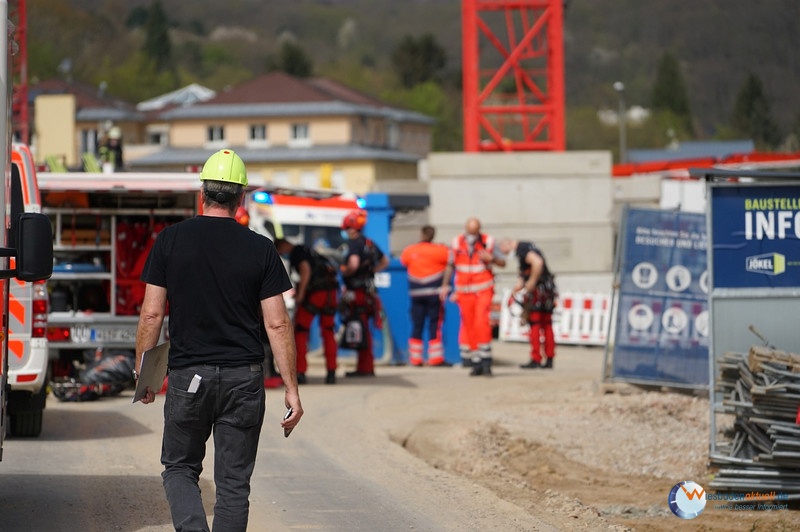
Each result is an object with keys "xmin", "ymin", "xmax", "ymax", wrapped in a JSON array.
[{"xmin": 283, "ymin": 407, "xmax": 293, "ymax": 438}]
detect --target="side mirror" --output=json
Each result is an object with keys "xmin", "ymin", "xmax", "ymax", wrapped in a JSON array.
[{"xmin": 15, "ymin": 213, "xmax": 53, "ymax": 282}]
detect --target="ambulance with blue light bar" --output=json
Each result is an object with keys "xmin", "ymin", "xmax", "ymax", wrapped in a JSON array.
[{"xmin": 245, "ymin": 185, "xmax": 363, "ymax": 253}]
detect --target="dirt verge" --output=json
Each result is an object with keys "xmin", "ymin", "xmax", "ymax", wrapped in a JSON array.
[{"xmin": 386, "ymin": 343, "xmax": 800, "ymax": 531}]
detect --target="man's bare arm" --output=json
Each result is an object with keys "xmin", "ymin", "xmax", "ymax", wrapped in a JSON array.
[
  {"xmin": 523, "ymin": 252, "xmax": 544, "ymax": 292},
  {"xmin": 375, "ymin": 254, "xmax": 390, "ymax": 273},
  {"xmin": 341, "ymin": 254, "xmax": 360, "ymax": 277},
  {"xmin": 134, "ymin": 284, "xmax": 167, "ymax": 404},
  {"xmin": 440, "ymin": 262, "xmax": 454, "ymax": 301},
  {"xmin": 295, "ymin": 260, "xmax": 312, "ymax": 303},
  {"xmin": 262, "ymin": 294, "xmax": 304, "ymax": 428}
]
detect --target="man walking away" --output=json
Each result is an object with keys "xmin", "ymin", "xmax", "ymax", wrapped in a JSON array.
[
  {"xmin": 399, "ymin": 225, "xmax": 450, "ymax": 366},
  {"xmin": 135, "ymin": 149, "xmax": 303, "ymax": 531}
]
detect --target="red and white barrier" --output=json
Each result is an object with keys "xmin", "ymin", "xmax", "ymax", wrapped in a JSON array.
[{"xmin": 499, "ymin": 289, "xmax": 610, "ymax": 346}]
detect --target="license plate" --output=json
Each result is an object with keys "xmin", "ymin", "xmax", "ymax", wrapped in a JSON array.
[
  {"xmin": 68, "ymin": 326, "xmax": 137, "ymax": 343},
  {"xmin": 91, "ymin": 327, "xmax": 137, "ymax": 343}
]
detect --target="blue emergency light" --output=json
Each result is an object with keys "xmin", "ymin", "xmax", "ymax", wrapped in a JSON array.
[
  {"xmin": 356, "ymin": 197, "xmax": 366, "ymax": 208},
  {"xmin": 252, "ymin": 191, "xmax": 273, "ymax": 204}
]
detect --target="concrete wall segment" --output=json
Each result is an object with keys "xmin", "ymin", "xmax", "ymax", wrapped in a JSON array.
[
  {"xmin": 429, "ymin": 175, "xmax": 612, "ymax": 225},
  {"xmin": 424, "ymin": 151, "xmax": 615, "ymax": 289},
  {"xmin": 427, "ymin": 151, "xmax": 611, "ymax": 178}
]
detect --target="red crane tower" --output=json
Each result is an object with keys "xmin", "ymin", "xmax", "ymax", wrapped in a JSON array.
[
  {"xmin": 462, "ymin": 0, "xmax": 565, "ymax": 152},
  {"xmin": 9, "ymin": 0, "xmax": 28, "ymax": 144}
]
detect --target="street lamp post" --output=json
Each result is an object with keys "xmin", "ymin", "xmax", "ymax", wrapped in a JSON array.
[{"xmin": 613, "ymin": 81, "xmax": 627, "ymax": 164}]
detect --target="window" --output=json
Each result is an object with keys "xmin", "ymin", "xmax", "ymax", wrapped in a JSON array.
[
  {"xmin": 300, "ymin": 170, "xmax": 318, "ymax": 188},
  {"xmin": 331, "ymin": 169, "xmax": 346, "ymax": 190},
  {"xmin": 282, "ymin": 224, "xmax": 347, "ymax": 250},
  {"xmin": 272, "ymin": 171, "xmax": 290, "ymax": 186},
  {"xmin": 291, "ymin": 123, "xmax": 308, "ymax": 140},
  {"xmin": 387, "ymin": 122, "xmax": 400, "ymax": 149},
  {"xmin": 204, "ymin": 125, "xmax": 226, "ymax": 149},
  {"xmin": 247, "ymin": 124, "xmax": 268, "ymax": 147},
  {"xmin": 80, "ymin": 129, "xmax": 98, "ymax": 155},
  {"xmin": 146, "ymin": 125, "xmax": 169, "ymax": 146},
  {"xmin": 207, "ymin": 125, "xmax": 225, "ymax": 143},
  {"xmin": 289, "ymin": 122, "xmax": 311, "ymax": 147},
  {"xmin": 250, "ymin": 124, "xmax": 266, "ymax": 141}
]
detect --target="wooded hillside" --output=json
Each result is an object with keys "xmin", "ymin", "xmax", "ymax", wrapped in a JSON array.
[{"xmin": 29, "ymin": 0, "xmax": 800, "ymax": 151}]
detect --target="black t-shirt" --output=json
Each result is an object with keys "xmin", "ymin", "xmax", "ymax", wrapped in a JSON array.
[
  {"xmin": 516, "ymin": 240, "xmax": 552, "ymax": 281},
  {"xmin": 141, "ymin": 216, "xmax": 292, "ymax": 368},
  {"xmin": 343, "ymin": 235, "xmax": 384, "ymax": 288},
  {"xmin": 288, "ymin": 245, "xmax": 312, "ymax": 274},
  {"xmin": 288, "ymin": 244, "xmax": 339, "ymax": 291}
]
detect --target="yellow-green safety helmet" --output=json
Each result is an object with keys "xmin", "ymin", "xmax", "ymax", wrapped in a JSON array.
[{"xmin": 200, "ymin": 149, "xmax": 248, "ymax": 186}]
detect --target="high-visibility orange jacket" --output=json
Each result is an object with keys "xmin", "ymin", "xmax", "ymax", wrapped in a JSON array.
[
  {"xmin": 450, "ymin": 233, "xmax": 496, "ymax": 293},
  {"xmin": 400, "ymin": 241, "xmax": 449, "ymax": 297}
]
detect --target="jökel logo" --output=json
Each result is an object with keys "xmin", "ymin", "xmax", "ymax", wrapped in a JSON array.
[{"xmin": 745, "ymin": 252, "xmax": 785, "ymax": 276}]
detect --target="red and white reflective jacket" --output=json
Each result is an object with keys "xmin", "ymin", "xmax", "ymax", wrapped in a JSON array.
[{"xmin": 449, "ymin": 233, "xmax": 496, "ymax": 293}]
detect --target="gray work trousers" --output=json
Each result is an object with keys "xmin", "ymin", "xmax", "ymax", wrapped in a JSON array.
[{"xmin": 161, "ymin": 363, "xmax": 265, "ymax": 532}]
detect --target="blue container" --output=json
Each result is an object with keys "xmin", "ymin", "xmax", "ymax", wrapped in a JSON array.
[{"xmin": 364, "ymin": 192, "xmax": 460, "ymax": 365}]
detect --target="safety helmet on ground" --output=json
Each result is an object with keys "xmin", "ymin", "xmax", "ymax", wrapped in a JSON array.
[
  {"xmin": 200, "ymin": 149, "xmax": 248, "ymax": 186},
  {"xmin": 342, "ymin": 209, "xmax": 367, "ymax": 230}
]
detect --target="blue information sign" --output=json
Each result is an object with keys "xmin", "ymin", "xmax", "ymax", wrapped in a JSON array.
[
  {"xmin": 611, "ymin": 208, "xmax": 709, "ymax": 387},
  {"xmin": 711, "ymin": 185, "xmax": 800, "ymax": 288}
]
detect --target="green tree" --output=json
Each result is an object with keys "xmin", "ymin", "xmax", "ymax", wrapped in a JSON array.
[
  {"xmin": 125, "ymin": 6, "xmax": 149, "ymax": 29},
  {"xmin": 731, "ymin": 73, "xmax": 782, "ymax": 148},
  {"xmin": 187, "ymin": 19, "xmax": 206, "ymax": 37},
  {"xmin": 101, "ymin": 52, "xmax": 177, "ymax": 102},
  {"xmin": 381, "ymin": 81, "xmax": 461, "ymax": 151},
  {"xmin": 651, "ymin": 52, "xmax": 693, "ymax": 137},
  {"xmin": 391, "ymin": 34, "xmax": 447, "ymax": 89},
  {"xmin": 266, "ymin": 41, "xmax": 314, "ymax": 78},
  {"xmin": 142, "ymin": 0, "xmax": 172, "ymax": 73}
]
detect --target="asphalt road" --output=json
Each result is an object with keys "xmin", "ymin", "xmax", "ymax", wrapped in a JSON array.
[{"xmin": 0, "ymin": 344, "xmax": 554, "ymax": 532}]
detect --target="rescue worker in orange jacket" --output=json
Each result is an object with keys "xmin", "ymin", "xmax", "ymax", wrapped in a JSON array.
[
  {"xmin": 441, "ymin": 217, "xmax": 505, "ymax": 376},
  {"xmin": 340, "ymin": 209, "xmax": 389, "ymax": 377},
  {"xmin": 399, "ymin": 225, "xmax": 451, "ymax": 366}
]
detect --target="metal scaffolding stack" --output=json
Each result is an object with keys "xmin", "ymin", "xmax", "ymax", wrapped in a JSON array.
[{"xmin": 710, "ymin": 346, "xmax": 800, "ymax": 497}]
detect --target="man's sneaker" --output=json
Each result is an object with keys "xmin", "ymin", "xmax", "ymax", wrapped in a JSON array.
[
  {"xmin": 520, "ymin": 360, "xmax": 541, "ymax": 369},
  {"xmin": 345, "ymin": 370, "xmax": 375, "ymax": 377},
  {"xmin": 325, "ymin": 370, "xmax": 336, "ymax": 385},
  {"xmin": 469, "ymin": 357, "xmax": 484, "ymax": 376},
  {"xmin": 542, "ymin": 357, "xmax": 553, "ymax": 369}
]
